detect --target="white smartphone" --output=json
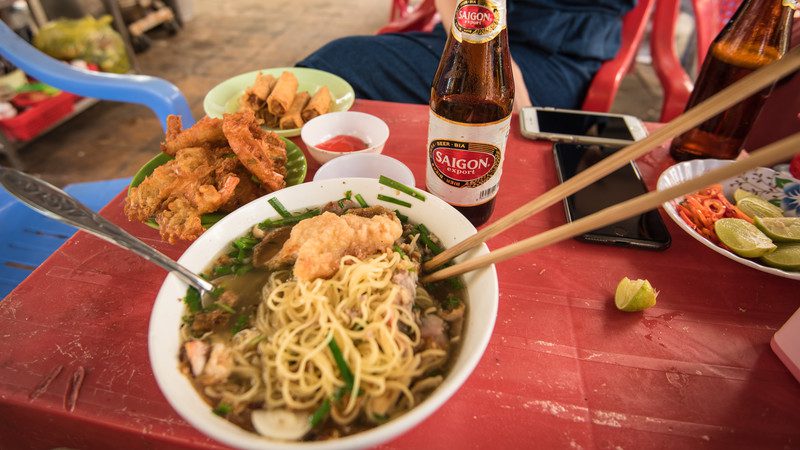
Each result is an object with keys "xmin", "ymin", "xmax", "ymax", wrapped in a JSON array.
[{"xmin": 520, "ymin": 107, "xmax": 648, "ymax": 147}]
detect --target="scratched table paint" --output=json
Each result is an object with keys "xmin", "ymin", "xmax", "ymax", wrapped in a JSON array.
[{"xmin": 0, "ymin": 100, "xmax": 798, "ymax": 449}]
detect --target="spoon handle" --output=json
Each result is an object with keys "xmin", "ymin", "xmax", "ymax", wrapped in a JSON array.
[{"xmin": 0, "ymin": 167, "xmax": 214, "ymax": 294}]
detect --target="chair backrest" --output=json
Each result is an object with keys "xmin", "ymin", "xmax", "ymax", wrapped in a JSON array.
[
  {"xmin": 0, "ymin": 22, "xmax": 194, "ymax": 131},
  {"xmin": 379, "ymin": 0, "xmax": 439, "ymax": 34},
  {"xmin": 651, "ymin": 0, "xmax": 743, "ymax": 122},
  {"xmin": 581, "ymin": 0, "xmax": 656, "ymax": 112},
  {"xmin": 380, "ymin": 0, "xmax": 656, "ymax": 113}
]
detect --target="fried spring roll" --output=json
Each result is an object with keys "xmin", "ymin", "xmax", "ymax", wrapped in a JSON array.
[
  {"xmin": 252, "ymin": 73, "xmax": 277, "ymax": 100},
  {"xmin": 267, "ymin": 71, "xmax": 298, "ymax": 116},
  {"xmin": 279, "ymin": 92, "xmax": 310, "ymax": 129},
  {"xmin": 301, "ymin": 86, "xmax": 332, "ymax": 122}
]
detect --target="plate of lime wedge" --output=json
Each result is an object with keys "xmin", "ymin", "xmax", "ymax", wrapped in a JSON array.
[{"xmin": 658, "ymin": 159, "xmax": 800, "ymax": 280}]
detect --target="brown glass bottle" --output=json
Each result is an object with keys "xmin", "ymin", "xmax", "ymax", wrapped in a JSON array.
[
  {"xmin": 669, "ymin": 0, "xmax": 794, "ymax": 161},
  {"xmin": 426, "ymin": 0, "xmax": 514, "ymax": 227}
]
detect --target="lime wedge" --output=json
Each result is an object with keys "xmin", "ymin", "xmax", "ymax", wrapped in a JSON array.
[
  {"xmin": 760, "ymin": 243, "xmax": 800, "ymax": 271},
  {"xmin": 714, "ymin": 218, "xmax": 777, "ymax": 258},
  {"xmin": 733, "ymin": 188, "xmax": 757, "ymax": 202},
  {"xmin": 735, "ymin": 196, "xmax": 784, "ymax": 219},
  {"xmin": 754, "ymin": 217, "xmax": 800, "ymax": 242},
  {"xmin": 615, "ymin": 277, "xmax": 658, "ymax": 312}
]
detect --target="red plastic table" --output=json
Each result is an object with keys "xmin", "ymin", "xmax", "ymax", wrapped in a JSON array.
[{"xmin": 1, "ymin": 100, "xmax": 798, "ymax": 449}]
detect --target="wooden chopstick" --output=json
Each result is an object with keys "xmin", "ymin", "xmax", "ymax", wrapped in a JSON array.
[
  {"xmin": 423, "ymin": 45, "xmax": 800, "ymax": 272},
  {"xmin": 421, "ymin": 131, "xmax": 800, "ymax": 283}
]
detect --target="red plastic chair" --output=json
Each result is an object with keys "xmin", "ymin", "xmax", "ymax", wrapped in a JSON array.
[
  {"xmin": 381, "ymin": 0, "xmax": 657, "ymax": 112},
  {"xmin": 651, "ymin": 0, "xmax": 743, "ymax": 122},
  {"xmin": 581, "ymin": 0, "xmax": 656, "ymax": 112},
  {"xmin": 380, "ymin": 0, "xmax": 439, "ymax": 34}
]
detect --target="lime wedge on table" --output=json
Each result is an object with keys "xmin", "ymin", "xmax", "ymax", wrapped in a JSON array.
[
  {"xmin": 760, "ymin": 243, "xmax": 800, "ymax": 271},
  {"xmin": 615, "ymin": 277, "xmax": 658, "ymax": 312},
  {"xmin": 714, "ymin": 218, "xmax": 777, "ymax": 258},
  {"xmin": 733, "ymin": 188, "xmax": 757, "ymax": 202},
  {"xmin": 735, "ymin": 196, "xmax": 784, "ymax": 219},
  {"xmin": 754, "ymin": 217, "xmax": 800, "ymax": 242}
]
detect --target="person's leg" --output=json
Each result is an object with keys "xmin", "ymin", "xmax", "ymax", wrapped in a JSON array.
[
  {"xmin": 511, "ymin": 45, "xmax": 601, "ymax": 109},
  {"xmin": 297, "ymin": 29, "xmax": 448, "ymax": 104}
]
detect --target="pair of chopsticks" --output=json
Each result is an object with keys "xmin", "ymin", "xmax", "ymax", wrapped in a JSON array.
[{"xmin": 421, "ymin": 45, "xmax": 800, "ymax": 283}]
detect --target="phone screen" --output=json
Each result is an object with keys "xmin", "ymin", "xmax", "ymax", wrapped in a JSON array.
[
  {"xmin": 537, "ymin": 110, "xmax": 634, "ymax": 141},
  {"xmin": 553, "ymin": 143, "xmax": 670, "ymax": 250}
]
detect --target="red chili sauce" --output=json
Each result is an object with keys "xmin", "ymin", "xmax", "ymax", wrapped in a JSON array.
[{"xmin": 316, "ymin": 135, "xmax": 369, "ymax": 152}]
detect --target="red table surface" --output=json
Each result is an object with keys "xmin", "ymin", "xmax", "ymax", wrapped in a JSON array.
[{"xmin": 1, "ymin": 100, "xmax": 798, "ymax": 450}]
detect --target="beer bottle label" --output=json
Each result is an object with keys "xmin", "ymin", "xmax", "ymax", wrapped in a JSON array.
[
  {"xmin": 426, "ymin": 111, "xmax": 511, "ymax": 207},
  {"xmin": 452, "ymin": 0, "xmax": 506, "ymax": 44}
]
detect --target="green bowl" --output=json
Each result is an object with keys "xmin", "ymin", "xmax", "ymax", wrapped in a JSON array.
[
  {"xmin": 129, "ymin": 137, "xmax": 307, "ymax": 229},
  {"xmin": 202, "ymin": 67, "xmax": 355, "ymax": 138}
]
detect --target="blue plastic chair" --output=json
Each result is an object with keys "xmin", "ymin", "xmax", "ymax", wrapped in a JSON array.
[
  {"xmin": 0, "ymin": 22, "xmax": 198, "ymax": 299},
  {"xmin": 0, "ymin": 21, "xmax": 195, "ymax": 131}
]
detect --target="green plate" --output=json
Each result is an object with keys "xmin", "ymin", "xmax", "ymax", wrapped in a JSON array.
[
  {"xmin": 129, "ymin": 137, "xmax": 307, "ymax": 229},
  {"xmin": 202, "ymin": 67, "xmax": 355, "ymax": 138}
]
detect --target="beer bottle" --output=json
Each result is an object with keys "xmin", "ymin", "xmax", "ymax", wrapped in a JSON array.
[
  {"xmin": 669, "ymin": 0, "xmax": 795, "ymax": 161},
  {"xmin": 426, "ymin": 0, "xmax": 514, "ymax": 226}
]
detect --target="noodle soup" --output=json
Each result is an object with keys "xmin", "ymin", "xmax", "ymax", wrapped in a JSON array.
[{"xmin": 178, "ymin": 199, "xmax": 467, "ymax": 442}]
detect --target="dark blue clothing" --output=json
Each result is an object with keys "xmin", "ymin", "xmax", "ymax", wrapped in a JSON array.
[{"xmin": 298, "ymin": 0, "xmax": 635, "ymax": 109}]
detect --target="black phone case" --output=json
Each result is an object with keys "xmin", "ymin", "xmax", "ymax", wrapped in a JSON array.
[{"xmin": 552, "ymin": 143, "xmax": 671, "ymax": 251}]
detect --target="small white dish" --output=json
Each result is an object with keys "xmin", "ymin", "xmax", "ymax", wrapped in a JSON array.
[
  {"xmin": 313, "ymin": 153, "xmax": 416, "ymax": 187},
  {"xmin": 301, "ymin": 111, "xmax": 390, "ymax": 165},
  {"xmin": 657, "ymin": 159, "xmax": 800, "ymax": 280}
]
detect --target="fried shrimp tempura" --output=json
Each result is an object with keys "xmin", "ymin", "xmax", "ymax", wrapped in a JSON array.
[
  {"xmin": 161, "ymin": 116, "xmax": 227, "ymax": 156},
  {"xmin": 264, "ymin": 211, "xmax": 403, "ymax": 281},
  {"xmin": 125, "ymin": 147, "xmax": 244, "ymax": 243},
  {"xmin": 222, "ymin": 110, "xmax": 287, "ymax": 192}
]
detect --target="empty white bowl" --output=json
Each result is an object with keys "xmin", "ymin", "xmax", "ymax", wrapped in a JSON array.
[
  {"xmin": 313, "ymin": 153, "xmax": 416, "ymax": 187},
  {"xmin": 301, "ymin": 111, "xmax": 390, "ymax": 165}
]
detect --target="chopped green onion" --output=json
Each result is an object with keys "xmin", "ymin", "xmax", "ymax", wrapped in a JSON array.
[
  {"xmin": 344, "ymin": 190, "xmax": 352, "ymax": 200},
  {"xmin": 234, "ymin": 264, "xmax": 253, "ymax": 276},
  {"xmin": 268, "ymin": 197, "xmax": 292, "ymax": 218},
  {"xmin": 394, "ymin": 209, "xmax": 409, "ymax": 224},
  {"xmin": 416, "ymin": 224, "xmax": 443, "ymax": 255},
  {"xmin": 393, "ymin": 244, "xmax": 407, "ymax": 258},
  {"xmin": 371, "ymin": 413, "xmax": 389, "ymax": 423},
  {"xmin": 354, "ymin": 194, "xmax": 368, "ymax": 208},
  {"xmin": 377, "ymin": 194, "xmax": 412, "ymax": 208},
  {"xmin": 233, "ymin": 235, "xmax": 259, "ymax": 250},
  {"xmin": 212, "ymin": 403, "xmax": 232, "ymax": 417},
  {"xmin": 231, "ymin": 315, "xmax": 249, "ymax": 334},
  {"xmin": 445, "ymin": 295, "xmax": 462, "ymax": 310},
  {"xmin": 337, "ymin": 199, "xmax": 345, "ymax": 209},
  {"xmin": 251, "ymin": 175, "xmax": 261, "ymax": 184},
  {"xmin": 184, "ymin": 287, "xmax": 201, "ymax": 312},
  {"xmin": 328, "ymin": 338, "xmax": 354, "ymax": 390},
  {"xmin": 259, "ymin": 209, "xmax": 321, "ymax": 229},
  {"xmin": 211, "ymin": 286, "xmax": 225, "ymax": 297},
  {"xmin": 309, "ymin": 398, "xmax": 331, "ymax": 428},
  {"xmin": 246, "ymin": 334, "xmax": 267, "ymax": 348},
  {"xmin": 222, "ymin": 153, "xmax": 237, "ymax": 159},
  {"xmin": 213, "ymin": 302, "xmax": 236, "ymax": 314},
  {"xmin": 379, "ymin": 175, "xmax": 426, "ymax": 201},
  {"xmin": 213, "ymin": 264, "xmax": 235, "ymax": 276}
]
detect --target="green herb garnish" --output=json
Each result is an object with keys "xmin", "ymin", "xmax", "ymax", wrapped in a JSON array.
[
  {"xmin": 379, "ymin": 175, "xmax": 426, "ymax": 201},
  {"xmin": 394, "ymin": 209, "xmax": 409, "ymax": 224},
  {"xmin": 309, "ymin": 398, "xmax": 331, "ymax": 428},
  {"xmin": 213, "ymin": 302, "xmax": 235, "ymax": 314},
  {"xmin": 259, "ymin": 209, "xmax": 321, "ymax": 229},
  {"xmin": 393, "ymin": 244, "xmax": 407, "ymax": 258},
  {"xmin": 328, "ymin": 338, "xmax": 354, "ymax": 390},
  {"xmin": 377, "ymin": 194, "xmax": 412, "ymax": 208},
  {"xmin": 231, "ymin": 315, "xmax": 249, "ymax": 334},
  {"xmin": 268, "ymin": 197, "xmax": 292, "ymax": 218},
  {"xmin": 212, "ymin": 403, "xmax": 232, "ymax": 417},
  {"xmin": 184, "ymin": 287, "xmax": 202, "ymax": 312},
  {"xmin": 354, "ymin": 194, "xmax": 368, "ymax": 208}
]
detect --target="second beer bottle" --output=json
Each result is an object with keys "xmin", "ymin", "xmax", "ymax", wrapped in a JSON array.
[{"xmin": 426, "ymin": 0, "xmax": 514, "ymax": 227}]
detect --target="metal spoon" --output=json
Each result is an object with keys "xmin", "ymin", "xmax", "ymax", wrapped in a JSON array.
[{"xmin": 0, "ymin": 166, "xmax": 215, "ymax": 298}]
